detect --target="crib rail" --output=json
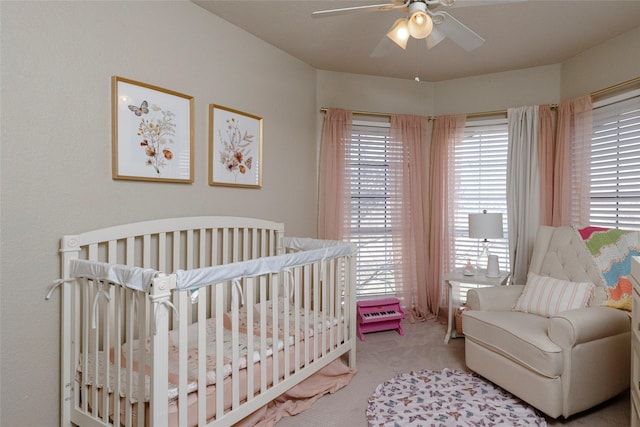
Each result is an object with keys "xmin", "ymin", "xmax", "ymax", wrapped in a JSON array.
[{"xmin": 58, "ymin": 217, "xmax": 356, "ymax": 427}]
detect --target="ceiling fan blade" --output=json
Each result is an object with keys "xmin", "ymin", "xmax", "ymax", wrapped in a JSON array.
[
  {"xmin": 312, "ymin": 1, "xmax": 408, "ymax": 18},
  {"xmin": 449, "ymin": 0, "xmax": 526, "ymax": 7},
  {"xmin": 425, "ymin": 27, "xmax": 446, "ymax": 49},
  {"xmin": 432, "ymin": 11, "xmax": 484, "ymax": 51},
  {"xmin": 370, "ymin": 35, "xmax": 397, "ymax": 58}
]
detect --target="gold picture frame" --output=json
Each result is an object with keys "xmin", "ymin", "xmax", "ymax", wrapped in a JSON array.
[
  {"xmin": 112, "ymin": 76, "xmax": 194, "ymax": 183},
  {"xmin": 209, "ymin": 104, "xmax": 263, "ymax": 188}
]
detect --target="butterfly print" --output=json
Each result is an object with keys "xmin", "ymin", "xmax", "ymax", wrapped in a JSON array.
[{"xmin": 129, "ymin": 100, "xmax": 149, "ymax": 116}]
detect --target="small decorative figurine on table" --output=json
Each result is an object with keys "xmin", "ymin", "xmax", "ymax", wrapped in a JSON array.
[{"xmin": 463, "ymin": 258, "xmax": 475, "ymax": 276}]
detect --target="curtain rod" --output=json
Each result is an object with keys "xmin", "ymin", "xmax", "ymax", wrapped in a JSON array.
[
  {"xmin": 319, "ymin": 107, "xmax": 392, "ymax": 118},
  {"xmin": 320, "ymin": 76, "xmax": 639, "ymax": 119},
  {"xmin": 591, "ymin": 76, "xmax": 640, "ymax": 98},
  {"xmin": 319, "ymin": 107, "xmax": 539, "ymax": 121}
]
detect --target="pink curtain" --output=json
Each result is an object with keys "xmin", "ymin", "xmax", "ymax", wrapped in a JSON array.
[
  {"xmin": 318, "ymin": 109, "xmax": 352, "ymax": 240},
  {"xmin": 538, "ymin": 105, "xmax": 555, "ymax": 226},
  {"xmin": 389, "ymin": 114, "xmax": 430, "ymax": 321},
  {"xmin": 426, "ymin": 115, "xmax": 466, "ymax": 319},
  {"xmin": 552, "ymin": 95, "xmax": 593, "ymax": 226}
]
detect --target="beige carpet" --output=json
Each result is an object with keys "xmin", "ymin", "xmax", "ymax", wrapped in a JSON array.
[{"xmin": 277, "ymin": 321, "xmax": 630, "ymax": 427}]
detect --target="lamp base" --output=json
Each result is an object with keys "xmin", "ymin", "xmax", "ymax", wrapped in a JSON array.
[
  {"xmin": 486, "ymin": 254, "xmax": 500, "ymax": 277},
  {"xmin": 476, "ymin": 240, "xmax": 490, "ymax": 271}
]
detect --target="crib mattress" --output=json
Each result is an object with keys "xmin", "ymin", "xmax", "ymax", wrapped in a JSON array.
[{"xmin": 78, "ymin": 302, "xmax": 346, "ymax": 426}]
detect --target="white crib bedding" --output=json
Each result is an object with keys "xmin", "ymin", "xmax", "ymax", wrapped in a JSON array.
[
  {"xmin": 81, "ymin": 331, "xmax": 350, "ymax": 427},
  {"xmin": 78, "ymin": 317, "xmax": 287, "ymax": 404},
  {"xmin": 234, "ymin": 297, "xmax": 342, "ymax": 341},
  {"xmin": 77, "ymin": 302, "xmax": 342, "ymax": 405}
]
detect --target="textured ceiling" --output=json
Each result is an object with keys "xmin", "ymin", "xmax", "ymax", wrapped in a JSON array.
[{"xmin": 194, "ymin": 0, "xmax": 640, "ymax": 82}]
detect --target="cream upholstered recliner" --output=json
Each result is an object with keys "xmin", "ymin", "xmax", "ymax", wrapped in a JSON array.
[{"xmin": 462, "ymin": 225, "xmax": 631, "ymax": 419}]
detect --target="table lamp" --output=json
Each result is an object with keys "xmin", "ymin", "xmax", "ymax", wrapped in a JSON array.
[{"xmin": 468, "ymin": 210, "xmax": 504, "ymax": 277}]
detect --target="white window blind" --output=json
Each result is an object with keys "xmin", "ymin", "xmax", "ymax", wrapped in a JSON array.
[
  {"xmin": 348, "ymin": 121, "xmax": 401, "ymax": 298},
  {"xmin": 590, "ymin": 90, "xmax": 640, "ymax": 230},
  {"xmin": 453, "ymin": 119, "xmax": 510, "ymax": 274}
]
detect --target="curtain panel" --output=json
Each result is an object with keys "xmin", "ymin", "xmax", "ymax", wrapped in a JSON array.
[
  {"xmin": 427, "ymin": 115, "xmax": 466, "ymax": 318},
  {"xmin": 389, "ymin": 114, "xmax": 430, "ymax": 321},
  {"xmin": 318, "ymin": 109, "xmax": 352, "ymax": 240},
  {"xmin": 538, "ymin": 105, "xmax": 555, "ymax": 226},
  {"xmin": 552, "ymin": 95, "xmax": 593, "ymax": 226},
  {"xmin": 507, "ymin": 106, "xmax": 541, "ymax": 285}
]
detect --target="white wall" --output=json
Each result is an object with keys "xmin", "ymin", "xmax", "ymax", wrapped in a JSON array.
[
  {"xmin": 0, "ymin": 2, "xmax": 318, "ymax": 425},
  {"xmin": 316, "ymin": 59, "xmax": 563, "ymax": 118},
  {"xmin": 433, "ymin": 64, "xmax": 562, "ymax": 115},
  {"xmin": 561, "ymin": 26, "xmax": 640, "ymax": 99},
  {"xmin": 316, "ymin": 70, "xmax": 436, "ymax": 116}
]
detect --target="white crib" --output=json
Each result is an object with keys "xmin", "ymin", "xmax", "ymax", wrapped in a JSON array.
[{"xmin": 55, "ymin": 216, "xmax": 357, "ymax": 427}]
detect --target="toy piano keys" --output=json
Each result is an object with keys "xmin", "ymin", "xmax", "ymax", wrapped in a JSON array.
[{"xmin": 356, "ymin": 297, "xmax": 405, "ymax": 341}]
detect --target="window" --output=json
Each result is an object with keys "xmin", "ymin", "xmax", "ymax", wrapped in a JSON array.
[
  {"xmin": 453, "ymin": 119, "xmax": 510, "ymax": 273},
  {"xmin": 590, "ymin": 90, "xmax": 640, "ymax": 230},
  {"xmin": 347, "ymin": 120, "xmax": 400, "ymax": 298}
]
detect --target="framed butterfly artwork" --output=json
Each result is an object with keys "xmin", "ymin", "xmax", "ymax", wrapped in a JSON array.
[
  {"xmin": 208, "ymin": 104, "xmax": 263, "ymax": 188},
  {"xmin": 111, "ymin": 76, "xmax": 194, "ymax": 183}
]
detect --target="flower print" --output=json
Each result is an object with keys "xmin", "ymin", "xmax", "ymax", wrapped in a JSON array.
[
  {"xmin": 217, "ymin": 116, "xmax": 255, "ymax": 182},
  {"xmin": 133, "ymin": 106, "xmax": 176, "ymax": 175}
]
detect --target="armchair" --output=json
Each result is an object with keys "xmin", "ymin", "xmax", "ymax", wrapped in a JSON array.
[{"xmin": 462, "ymin": 225, "xmax": 631, "ymax": 418}]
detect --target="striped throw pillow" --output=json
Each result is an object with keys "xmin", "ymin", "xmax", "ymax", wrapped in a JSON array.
[{"xmin": 513, "ymin": 273, "xmax": 595, "ymax": 317}]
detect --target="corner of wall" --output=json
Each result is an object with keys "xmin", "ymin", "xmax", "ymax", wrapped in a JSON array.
[{"xmin": 560, "ymin": 26, "xmax": 640, "ymax": 100}]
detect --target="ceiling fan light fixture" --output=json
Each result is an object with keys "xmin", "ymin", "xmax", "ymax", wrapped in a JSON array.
[
  {"xmin": 408, "ymin": 11, "xmax": 433, "ymax": 38},
  {"xmin": 386, "ymin": 18, "xmax": 410, "ymax": 49},
  {"xmin": 407, "ymin": 1, "xmax": 433, "ymax": 39}
]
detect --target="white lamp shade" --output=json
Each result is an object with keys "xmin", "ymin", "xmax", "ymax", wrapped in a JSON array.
[
  {"xmin": 386, "ymin": 18, "xmax": 410, "ymax": 49},
  {"xmin": 408, "ymin": 11, "xmax": 433, "ymax": 39},
  {"xmin": 468, "ymin": 212, "xmax": 504, "ymax": 239}
]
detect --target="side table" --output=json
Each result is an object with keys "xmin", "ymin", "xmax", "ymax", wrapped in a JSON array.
[{"xmin": 444, "ymin": 269, "xmax": 510, "ymax": 344}]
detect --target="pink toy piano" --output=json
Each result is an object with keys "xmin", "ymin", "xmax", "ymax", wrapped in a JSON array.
[{"xmin": 357, "ymin": 297, "xmax": 405, "ymax": 341}]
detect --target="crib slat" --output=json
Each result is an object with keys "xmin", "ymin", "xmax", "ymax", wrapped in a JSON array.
[
  {"xmin": 172, "ymin": 231, "xmax": 184, "ymax": 328},
  {"xmin": 271, "ymin": 283, "xmax": 279, "ymax": 385},
  {"xmin": 245, "ymin": 281, "xmax": 255, "ymax": 400},
  {"xmin": 214, "ymin": 285, "xmax": 224, "ymax": 423},
  {"xmin": 199, "ymin": 228, "xmax": 207, "ymax": 267},
  {"xmin": 101, "ymin": 281, "xmax": 111, "ymax": 424},
  {"xmin": 329, "ymin": 258, "xmax": 335, "ymax": 351},
  {"xmin": 283, "ymin": 271, "xmax": 291, "ymax": 380},
  {"xmin": 231, "ymin": 283, "xmax": 240, "ymax": 409},
  {"xmin": 313, "ymin": 263, "xmax": 320, "ymax": 360},
  {"xmin": 303, "ymin": 264, "xmax": 311, "ymax": 367},
  {"xmin": 321, "ymin": 260, "xmax": 328, "ymax": 357},
  {"xmin": 136, "ymin": 296, "xmax": 148, "ymax": 427},
  {"xmin": 177, "ymin": 291, "xmax": 189, "ymax": 427},
  {"xmin": 293, "ymin": 267, "xmax": 301, "ymax": 372},
  {"xmin": 124, "ymin": 290, "xmax": 135, "ymax": 427},
  {"xmin": 259, "ymin": 278, "xmax": 268, "ymax": 393}
]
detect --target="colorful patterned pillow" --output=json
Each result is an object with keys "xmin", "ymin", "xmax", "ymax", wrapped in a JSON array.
[{"xmin": 513, "ymin": 273, "xmax": 595, "ymax": 317}]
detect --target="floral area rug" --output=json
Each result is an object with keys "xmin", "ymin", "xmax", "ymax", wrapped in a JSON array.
[{"xmin": 366, "ymin": 368, "xmax": 547, "ymax": 426}]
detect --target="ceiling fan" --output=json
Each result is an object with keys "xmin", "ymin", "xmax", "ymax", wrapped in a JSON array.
[{"xmin": 312, "ymin": 0, "xmax": 517, "ymax": 53}]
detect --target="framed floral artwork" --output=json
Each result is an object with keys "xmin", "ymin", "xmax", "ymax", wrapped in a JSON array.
[
  {"xmin": 209, "ymin": 104, "xmax": 263, "ymax": 188},
  {"xmin": 112, "ymin": 76, "xmax": 194, "ymax": 183}
]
